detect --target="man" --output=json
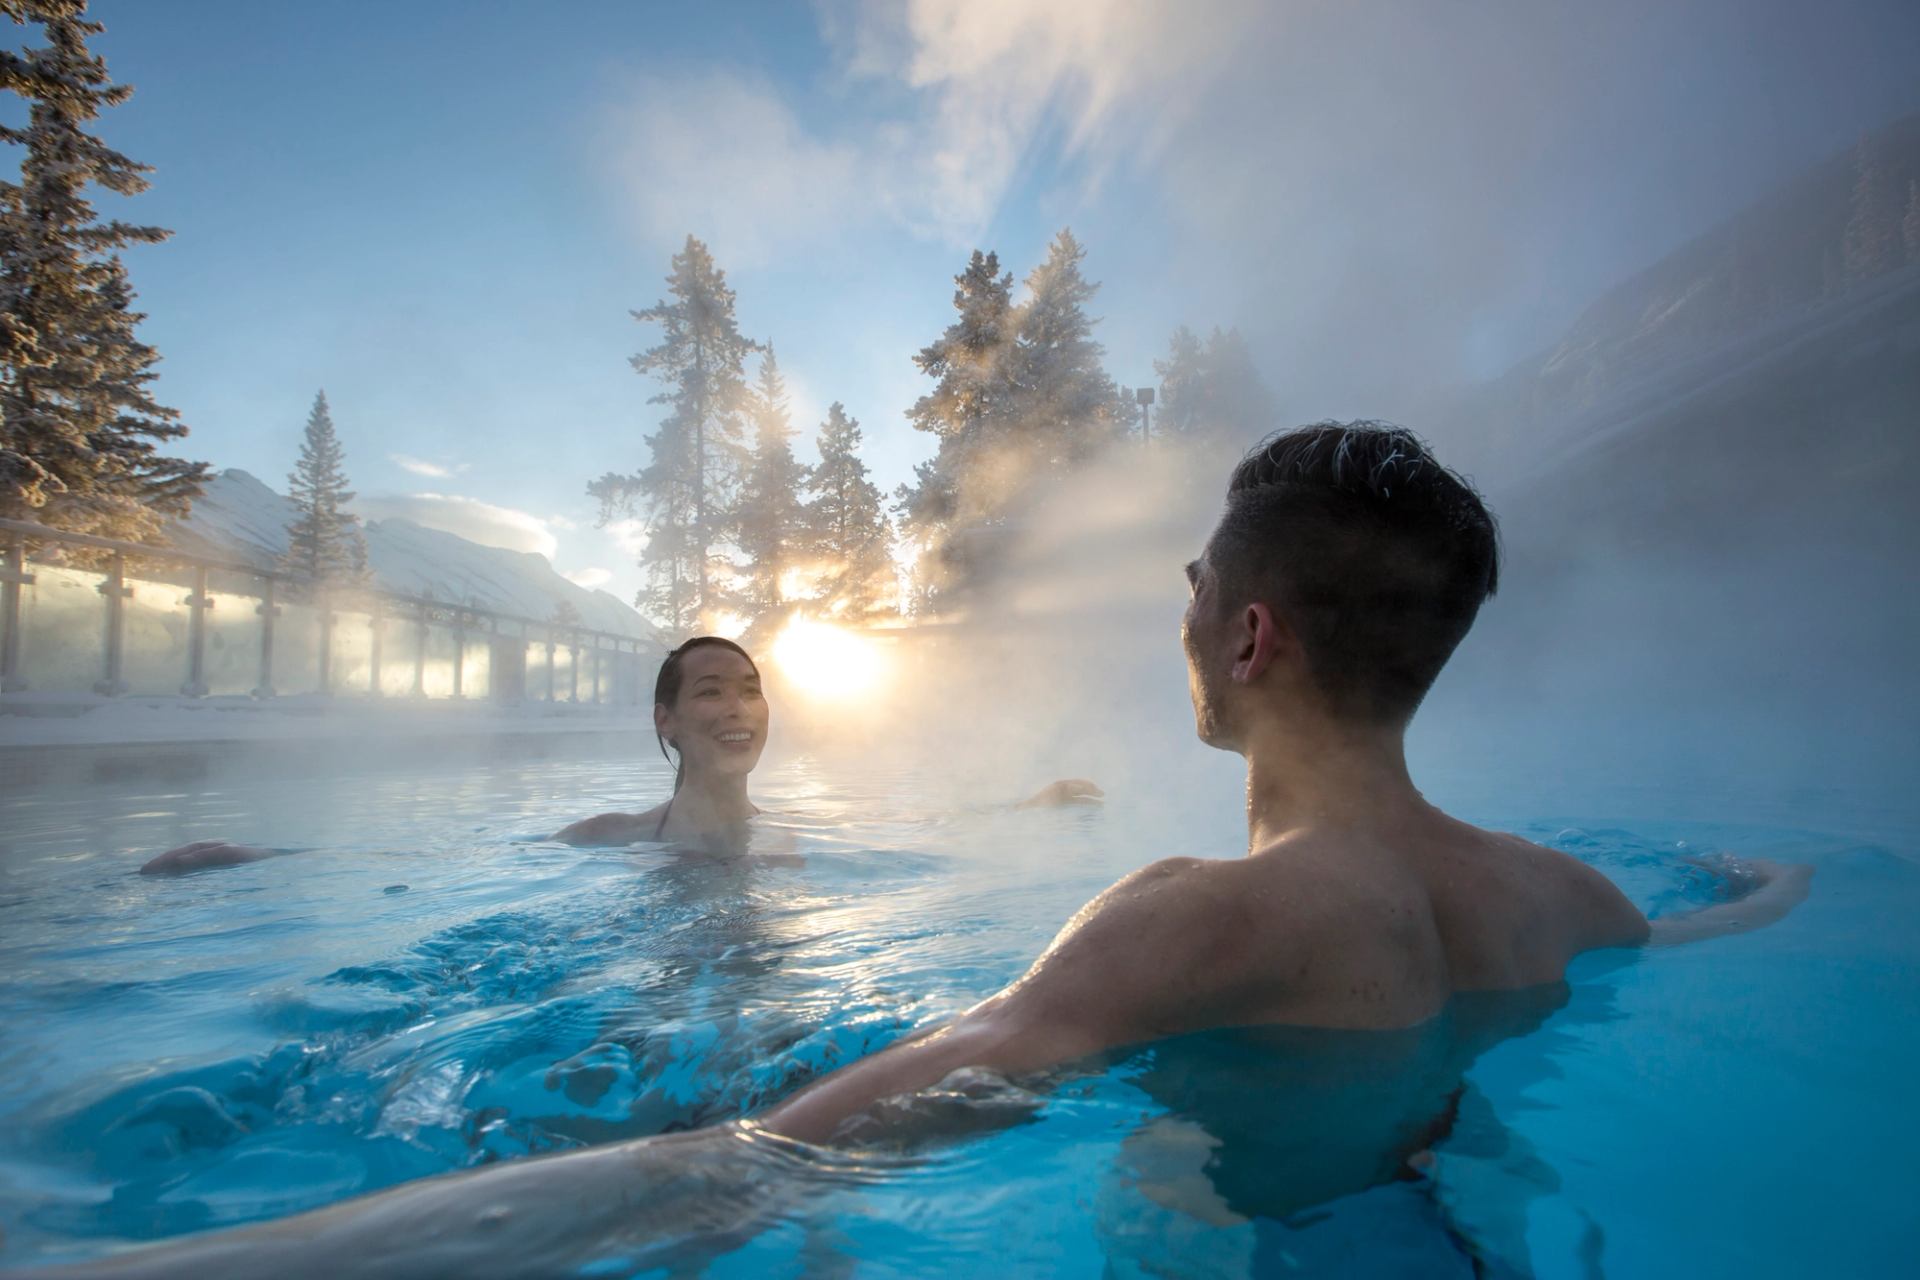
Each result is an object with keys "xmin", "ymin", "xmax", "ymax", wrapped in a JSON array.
[
  {"xmin": 760, "ymin": 420, "xmax": 1806, "ymax": 1141},
  {"xmin": 43, "ymin": 423, "xmax": 1808, "ymax": 1277}
]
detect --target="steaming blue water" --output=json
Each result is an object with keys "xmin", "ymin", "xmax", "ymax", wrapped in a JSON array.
[{"xmin": 0, "ymin": 739, "xmax": 1915, "ymax": 1277}]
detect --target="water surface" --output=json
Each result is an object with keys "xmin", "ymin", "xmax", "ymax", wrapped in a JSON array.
[{"xmin": 0, "ymin": 736, "xmax": 1913, "ymax": 1277}]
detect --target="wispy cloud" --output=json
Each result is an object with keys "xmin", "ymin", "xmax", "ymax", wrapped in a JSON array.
[
  {"xmin": 603, "ymin": 517, "xmax": 648, "ymax": 558},
  {"xmin": 390, "ymin": 454, "xmax": 468, "ymax": 479},
  {"xmin": 601, "ymin": 71, "xmax": 867, "ymax": 266},
  {"xmin": 600, "ymin": 0, "xmax": 1258, "ymax": 257},
  {"xmin": 361, "ymin": 492, "xmax": 560, "ymax": 558}
]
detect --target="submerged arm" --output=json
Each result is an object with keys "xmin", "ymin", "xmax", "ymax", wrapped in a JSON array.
[{"xmin": 1644, "ymin": 857, "xmax": 1813, "ymax": 947}]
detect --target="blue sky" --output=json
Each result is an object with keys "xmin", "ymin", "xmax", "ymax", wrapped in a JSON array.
[{"xmin": 59, "ymin": 0, "xmax": 1920, "ymax": 604}]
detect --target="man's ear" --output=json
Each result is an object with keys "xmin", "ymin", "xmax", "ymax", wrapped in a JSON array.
[{"xmin": 1231, "ymin": 602, "xmax": 1289, "ymax": 684}]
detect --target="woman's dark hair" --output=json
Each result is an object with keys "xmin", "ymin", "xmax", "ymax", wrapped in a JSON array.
[
  {"xmin": 1208, "ymin": 422, "xmax": 1500, "ymax": 725},
  {"xmin": 653, "ymin": 636, "xmax": 761, "ymax": 791}
]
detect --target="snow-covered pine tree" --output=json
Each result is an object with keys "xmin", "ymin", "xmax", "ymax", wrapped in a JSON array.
[
  {"xmin": 1007, "ymin": 228, "xmax": 1122, "ymax": 467},
  {"xmin": 281, "ymin": 390, "xmax": 366, "ymax": 586},
  {"xmin": 900, "ymin": 249, "xmax": 1018, "ymax": 535},
  {"xmin": 736, "ymin": 344, "xmax": 809, "ymax": 617},
  {"xmin": 1199, "ymin": 327, "xmax": 1278, "ymax": 446},
  {"xmin": 0, "ymin": 0, "xmax": 206, "ymax": 537},
  {"xmin": 807, "ymin": 402, "xmax": 893, "ymax": 620},
  {"xmin": 1153, "ymin": 325, "xmax": 1207, "ymax": 437},
  {"xmin": 896, "ymin": 249, "xmax": 1019, "ymax": 606},
  {"xmin": 1842, "ymin": 135, "xmax": 1898, "ymax": 286},
  {"xmin": 589, "ymin": 235, "xmax": 757, "ymax": 632},
  {"xmin": 1153, "ymin": 324, "xmax": 1277, "ymax": 444}
]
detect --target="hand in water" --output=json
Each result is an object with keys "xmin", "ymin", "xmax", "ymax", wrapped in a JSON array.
[
  {"xmin": 1650, "ymin": 853, "xmax": 1813, "ymax": 945},
  {"xmin": 1735, "ymin": 857, "xmax": 1814, "ymax": 894},
  {"xmin": 1678, "ymin": 852, "xmax": 1814, "ymax": 899},
  {"xmin": 1017, "ymin": 779, "xmax": 1106, "ymax": 808}
]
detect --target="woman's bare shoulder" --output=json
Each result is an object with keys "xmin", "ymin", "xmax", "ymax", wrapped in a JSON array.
[{"xmin": 552, "ymin": 804, "xmax": 669, "ymax": 846}]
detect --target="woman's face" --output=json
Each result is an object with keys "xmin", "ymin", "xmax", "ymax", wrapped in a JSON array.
[{"xmin": 655, "ymin": 647, "xmax": 769, "ymax": 782}]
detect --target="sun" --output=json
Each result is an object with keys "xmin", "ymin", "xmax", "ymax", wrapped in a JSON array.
[
  {"xmin": 704, "ymin": 609, "xmax": 751, "ymax": 640},
  {"xmin": 770, "ymin": 615, "xmax": 890, "ymax": 701}
]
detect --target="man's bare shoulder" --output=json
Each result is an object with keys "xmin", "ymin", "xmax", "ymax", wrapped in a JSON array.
[
  {"xmin": 1470, "ymin": 826, "xmax": 1651, "ymax": 950},
  {"xmin": 552, "ymin": 805, "xmax": 668, "ymax": 847},
  {"xmin": 1010, "ymin": 859, "xmax": 1262, "ymax": 1006}
]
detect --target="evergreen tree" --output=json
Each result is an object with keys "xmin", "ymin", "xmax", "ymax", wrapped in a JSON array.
[
  {"xmin": 736, "ymin": 344, "xmax": 809, "ymax": 615},
  {"xmin": 807, "ymin": 402, "xmax": 893, "ymax": 619},
  {"xmin": 1153, "ymin": 325, "xmax": 1207, "ymax": 437},
  {"xmin": 1197, "ymin": 326, "xmax": 1278, "ymax": 445},
  {"xmin": 0, "ymin": 0, "xmax": 206, "ymax": 536},
  {"xmin": 900, "ymin": 248, "xmax": 1018, "ymax": 538},
  {"xmin": 281, "ymin": 390, "xmax": 366, "ymax": 585},
  {"xmin": 1153, "ymin": 324, "xmax": 1277, "ymax": 444},
  {"xmin": 1904, "ymin": 179, "xmax": 1920, "ymax": 266},
  {"xmin": 896, "ymin": 234, "xmax": 1129, "ymax": 609},
  {"xmin": 1842, "ymin": 135, "xmax": 1898, "ymax": 285},
  {"xmin": 589, "ymin": 235, "xmax": 757, "ymax": 632},
  {"xmin": 1007, "ymin": 228, "xmax": 1122, "ymax": 466}
]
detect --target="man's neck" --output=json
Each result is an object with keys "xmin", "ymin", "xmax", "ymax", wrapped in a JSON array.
[
  {"xmin": 664, "ymin": 772, "xmax": 755, "ymax": 835},
  {"xmin": 1240, "ymin": 713, "xmax": 1427, "ymax": 854}
]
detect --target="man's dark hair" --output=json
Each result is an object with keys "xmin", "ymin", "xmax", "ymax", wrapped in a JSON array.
[{"xmin": 1209, "ymin": 422, "xmax": 1499, "ymax": 724}]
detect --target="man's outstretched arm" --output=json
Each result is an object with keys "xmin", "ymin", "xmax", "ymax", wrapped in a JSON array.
[
  {"xmin": 764, "ymin": 855, "xmax": 1214, "ymax": 1143},
  {"xmin": 22, "ymin": 860, "xmax": 1223, "ymax": 1277},
  {"xmin": 1644, "ymin": 857, "xmax": 1813, "ymax": 947}
]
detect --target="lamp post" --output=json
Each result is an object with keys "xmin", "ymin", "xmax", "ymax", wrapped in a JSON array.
[{"xmin": 1135, "ymin": 386, "xmax": 1155, "ymax": 442}]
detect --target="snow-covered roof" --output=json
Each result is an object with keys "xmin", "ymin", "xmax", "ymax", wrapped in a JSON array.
[{"xmin": 166, "ymin": 470, "xmax": 664, "ymax": 645}]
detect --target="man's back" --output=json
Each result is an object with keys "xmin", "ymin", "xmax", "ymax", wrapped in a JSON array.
[{"xmin": 990, "ymin": 809, "xmax": 1651, "ymax": 1051}]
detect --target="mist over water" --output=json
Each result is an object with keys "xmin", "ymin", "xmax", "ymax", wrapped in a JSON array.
[{"xmin": 782, "ymin": 329, "xmax": 1920, "ymax": 848}]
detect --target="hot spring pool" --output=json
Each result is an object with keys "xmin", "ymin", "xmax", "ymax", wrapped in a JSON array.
[{"xmin": 0, "ymin": 736, "xmax": 1915, "ymax": 1277}]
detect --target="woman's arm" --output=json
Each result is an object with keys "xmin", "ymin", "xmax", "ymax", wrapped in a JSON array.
[
  {"xmin": 1015, "ymin": 778, "xmax": 1105, "ymax": 808},
  {"xmin": 138, "ymin": 841, "xmax": 278, "ymax": 875},
  {"xmin": 550, "ymin": 807, "xmax": 665, "ymax": 846}
]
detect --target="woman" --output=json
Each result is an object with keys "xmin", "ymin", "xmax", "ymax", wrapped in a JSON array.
[
  {"xmin": 550, "ymin": 636, "xmax": 767, "ymax": 849},
  {"xmin": 136, "ymin": 637, "xmax": 767, "ymax": 874},
  {"xmin": 137, "ymin": 636, "xmax": 1099, "ymax": 872},
  {"xmin": 549, "ymin": 635, "xmax": 1099, "ymax": 848}
]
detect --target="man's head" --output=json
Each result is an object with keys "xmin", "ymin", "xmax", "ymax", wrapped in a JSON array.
[{"xmin": 1182, "ymin": 422, "xmax": 1499, "ymax": 747}]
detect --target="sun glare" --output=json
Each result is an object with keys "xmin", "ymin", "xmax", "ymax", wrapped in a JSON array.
[
  {"xmin": 706, "ymin": 609, "xmax": 750, "ymax": 640},
  {"xmin": 770, "ymin": 615, "xmax": 890, "ymax": 701}
]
